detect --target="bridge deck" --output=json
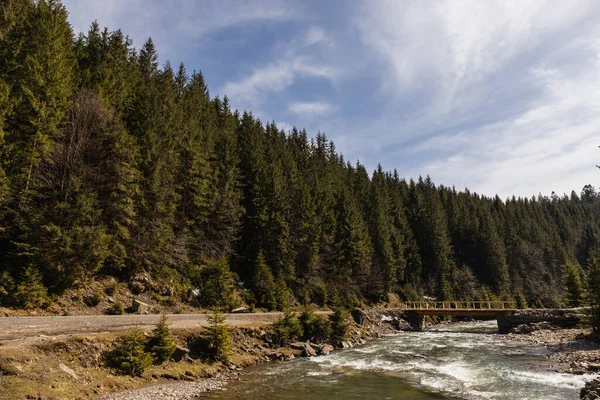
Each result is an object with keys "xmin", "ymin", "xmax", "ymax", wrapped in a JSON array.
[{"xmin": 402, "ymin": 301, "xmax": 516, "ymax": 315}]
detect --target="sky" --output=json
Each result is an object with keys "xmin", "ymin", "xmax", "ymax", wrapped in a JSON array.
[{"xmin": 62, "ymin": 0, "xmax": 600, "ymax": 199}]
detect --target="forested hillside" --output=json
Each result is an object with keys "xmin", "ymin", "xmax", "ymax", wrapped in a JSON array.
[{"xmin": 1, "ymin": 0, "xmax": 599, "ymax": 311}]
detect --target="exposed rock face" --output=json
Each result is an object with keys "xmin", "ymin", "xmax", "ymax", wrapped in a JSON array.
[{"xmin": 581, "ymin": 378, "xmax": 600, "ymax": 400}]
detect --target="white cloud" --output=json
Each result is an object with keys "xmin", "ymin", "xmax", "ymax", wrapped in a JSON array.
[
  {"xmin": 403, "ymin": 36, "xmax": 600, "ymax": 198},
  {"xmin": 346, "ymin": 0, "xmax": 600, "ymax": 197},
  {"xmin": 357, "ymin": 0, "xmax": 593, "ymax": 116},
  {"xmin": 220, "ymin": 58, "xmax": 338, "ymax": 105},
  {"xmin": 289, "ymin": 101, "xmax": 335, "ymax": 115}
]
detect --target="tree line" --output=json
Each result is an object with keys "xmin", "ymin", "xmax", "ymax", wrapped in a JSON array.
[{"xmin": 1, "ymin": 0, "xmax": 600, "ymax": 314}]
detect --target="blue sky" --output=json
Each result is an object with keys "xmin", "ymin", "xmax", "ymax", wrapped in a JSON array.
[{"xmin": 63, "ymin": 0, "xmax": 600, "ymax": 199}]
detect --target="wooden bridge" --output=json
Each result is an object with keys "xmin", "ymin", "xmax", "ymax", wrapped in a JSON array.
[
  {"xmin": 352, "ymin": 302, "xmax": 584, "ymax": 333},
  {"xmin": 399, "ymin": 301, "xmax": 518, "ymax": 332}
]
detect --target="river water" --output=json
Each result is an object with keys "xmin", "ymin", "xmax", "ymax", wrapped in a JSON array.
[{"xmin": 204, "ymin": 321, "xmax": 596, "ymax": 400}]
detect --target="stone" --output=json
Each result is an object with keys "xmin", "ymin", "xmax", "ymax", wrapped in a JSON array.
[
  {"xmin": 232, "ymin": 307, "xmax": 248, "ymax": 313},
  {"xmin": 341, "ymin": 341, "xmax": 353, "ymax": 349},
  {"xmin": 58, "ymin": 363, "xmax": 78, "ymax": 380},
  {"xmin": 290, "ymin": 342, "xmax": 307, "ymax": 351},
  {"xmin": 319, "ymin": 344, "xmax": 334, "ymax": 355},
  {"xmin": 302, "ymin": 343, "xmax": 317, "ymax": 357},
  {"xmin": 131, "ymin": 299, "xmax": 149, "ymax": 314},
  {"xmin": 581, "ymin": 378, "xmax": 600, "ymax": 400},
  {"xmin": 171, "ymin": 345, "xmax": 190, "ymax": 362}
]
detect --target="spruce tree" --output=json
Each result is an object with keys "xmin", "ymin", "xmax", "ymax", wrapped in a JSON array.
[{"xmin": 149, "ymin": 314, "xmax": 177, "ymax": 364}]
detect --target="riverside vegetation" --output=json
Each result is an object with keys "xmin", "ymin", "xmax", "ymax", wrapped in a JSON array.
[{"xmin": 1, "ymin": 0, "xmax": 600, "ymax": 325}]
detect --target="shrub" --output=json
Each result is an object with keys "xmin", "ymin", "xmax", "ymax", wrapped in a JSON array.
[
  {"xmin": 299, "ymin": 307, "xmax": 331, "ymax": 343},
  {"xmin": 107, "ymin": 329, "xmax": 152, "ymax": 376},
  {"xmin": 105, "ymin": 281, "xmax": 118, "ymax": 296},
  {"xmin": 191, "ymin": 256, "xmax": 239, "ymax": 311},
  {"xmin": 204, "ymin": 308, "xmax": 231, "ymax": 361},
  {"xmin": 14, "ymin": 266, "xmax": 48, "ymax": 309},
  {"xmin": 85, "ymin": 290, "xmax": 103, "ymax": 307},
  {"xmin": 0, "ymin": 271, "xmax": 15, "ymax": 306},
  {"xmin": 329, "ymin": 308, "xmax": 348, "ymax": 345},
  {"xmin": 273, "ymin": 310, "xmax": 303, "ymax": 345},
  {"xmin": 107, "ymin": 301, "xmax": 125, "ymax": 315},
  {"xmin": 149, "ymin": 314, "xmax": 176, "ymax": 363}
]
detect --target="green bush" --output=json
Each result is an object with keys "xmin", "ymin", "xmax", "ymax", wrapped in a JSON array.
[
  {"xmin": 107, "ymin": 301, "xmax": 125, "ymax": 315},
  {"xmin": 204, "ymin": 308, "xmax": 232, "ymax": 361},
  {"xmin": 149, "ymin": 314, "xmax": 176, "ymax": 363},
  {"xmin": 14, "ymin": 266, "xmax": 48, "ymax": 309},
  {"xmin": 299, "ymin": 307, "xmax": 331, "ymax": 343},
  {"xmin": 191, "ymin": 256, "xmax": 239, "ymax": 311},
  {"xmin": 107, "ymin": 329, "xmax": 152, "ymax": 376},
  {"xmin": 273, "ymin": 310, "xmax": 303, "ymax": 345},
  {"xmin": 85, "ymin": 290, "xmax": 103, "ymax": 307},
  {"xmin": 329, "ymin": 308, "xmax": 348, "ymax": 345},
  {"xmin": 105, "ymin": 281, "xmax": 118, "ymax": 296}
]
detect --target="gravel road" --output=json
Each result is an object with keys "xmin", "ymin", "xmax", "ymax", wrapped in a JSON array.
[{"xmin": 0, "ymin": 312, "xmax": 293, "ymax": 343}]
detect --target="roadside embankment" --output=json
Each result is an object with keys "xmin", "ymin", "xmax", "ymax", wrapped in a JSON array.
[{"xmin": 0, "ymin": 310, "xmax": 397, "ymax": 400}]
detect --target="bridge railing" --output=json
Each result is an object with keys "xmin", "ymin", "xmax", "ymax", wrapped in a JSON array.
[{"xmin": 402, "ymin": 301, "xmax": 516, "ymax": 310}]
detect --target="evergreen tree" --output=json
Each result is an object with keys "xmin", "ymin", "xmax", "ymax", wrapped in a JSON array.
[
  {"xmin": 587, "ymin": 247, "xmax": 600, "ymax": 331},
  {"xmin": 149, "ymin": 314, "xmax": 177, "ymax": 364}
]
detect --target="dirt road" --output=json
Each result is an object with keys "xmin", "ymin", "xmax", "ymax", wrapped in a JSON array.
[{"xmin": 0, "ymin": 312, "xmax": 298, "ymax": 343}]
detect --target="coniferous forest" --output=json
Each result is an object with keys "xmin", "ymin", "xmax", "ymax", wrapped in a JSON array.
[{"xmin": 1, "ymin": 0, "xmax": 600, "ymax": 312}]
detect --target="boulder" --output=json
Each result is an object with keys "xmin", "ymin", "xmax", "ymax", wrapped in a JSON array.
[
  {"xmin": 131, "ymin": 299, "xmax": 149, "ymax": 314},
  {"xmin": 319, "ymin": 344, "xmax": 334, "ymax": 355},
  {"xmin": 341, "ymin": 341, "xmax": 353, "ymax": 349},
  {"xmin": 302, "ymin": 343, "xmax": 317, "ymax": 357},
  {"xmin": 171, "ymin": 345, "xmax": 190, "ymax": 362},
  {"xmin": 290, "ymin": 342, "xmax": 307, "ymax": 351},
  {"xmin": 581, "ymin": 378, "xmax": 600, "ymax": 400},
  {"xmin": 232, "ymin": 307, "xmax": 248, "ymax": 313}
]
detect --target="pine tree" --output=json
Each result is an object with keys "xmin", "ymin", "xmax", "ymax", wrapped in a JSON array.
[
  {"xmin": 14, "ymin": 266, "xmax": 47, "ymax": 309},
  {"xmin": 251, "ymin": 250, "xmax": 277, "ymax": 310},
  {"xmin": 108, "ymin": 329, "xmax": 152, "ymax": 376},
  {"xmin": 562, "ymin": 261, "xmax": 584, "ymax": 308},
  {"xmin": 204, "ymin": 308, "xmax": 232, "ymax": 361},
  {"xmin": 149, "ymin": 314, "xmax": 177, "ymax": 364},
  {"xmin": 587, "ymin": 247, "xmax": 600, "ymax": 331}
]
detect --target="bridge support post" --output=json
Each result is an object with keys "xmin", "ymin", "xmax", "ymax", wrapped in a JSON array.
[{"xmin": 404, "ymin": 311, "xmax": 424, "ymax": 332}]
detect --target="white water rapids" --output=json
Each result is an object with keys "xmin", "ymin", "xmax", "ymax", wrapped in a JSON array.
[{"xmin": 205, "ymin": 321, "xmax": 597, "ymax": 400}]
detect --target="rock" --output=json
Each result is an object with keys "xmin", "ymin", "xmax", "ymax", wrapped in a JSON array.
[
  {"xmin": 341, "ymin": 341, "xmax": 353, "ymax": 349},
  {"xmin": 302, "ymin": 343, "xmax": 317, "ymax": 357},
  {"xmin": 290, "ymin": 342, "xmax": 307, "ymax": 351},
  {"xmin": 319, "ymin": 344, "xmax": 334, "ymax": 355},
  {"xmin": 129, "ymin": 281, "xmax": 146, "ymax": 295},
  {"xmin": 58, "ymin": 363, "xmax": 78, "ymax": 380},
  {"xmin": 171, "ymin": 345, "xmax": 190, "ymax": 362},
  {"xmin": 232, "ymin": 307, "xmax": 248, "ymax": 313},
  {"xmin": 581, "ymin": 378, "xmax": 600, "ymax": 400},
  {"xmin": 131, "ymin": 299, "xmax": 149, "ymax": 314},
  {"xmin": 589, "ymin": 363, "xmax": 600, "ymax": 371}
]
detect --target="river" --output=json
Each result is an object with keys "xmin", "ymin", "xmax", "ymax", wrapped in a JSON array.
[{"xmin": 204, "ymin": 321, "xmax": 596, "ymax": 400}]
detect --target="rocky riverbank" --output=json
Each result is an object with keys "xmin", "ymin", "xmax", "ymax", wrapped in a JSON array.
[
  {"xmin": 505, "ymin": 325, "xmax": 600, "ymax": 399},
  {"xmin": 96, "ymin": 310, "xmax": 401, "ymax": 400}
]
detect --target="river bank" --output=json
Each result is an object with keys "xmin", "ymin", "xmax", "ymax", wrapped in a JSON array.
[
  {"xmin": 0, "ymin": 311, "xmax": 393, "ymax": 400},
  {"xmin": 2, "ymin": 311, "xmax": 598, "ymax": 400},
  {"xmin": 506, "ymin": 327, "xmax": 600, "ymax": 374}
]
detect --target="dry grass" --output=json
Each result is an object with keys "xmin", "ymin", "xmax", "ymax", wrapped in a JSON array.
[{"xmin": 0, "ymin": 331, "xmax": 234, "ymax": 400}]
